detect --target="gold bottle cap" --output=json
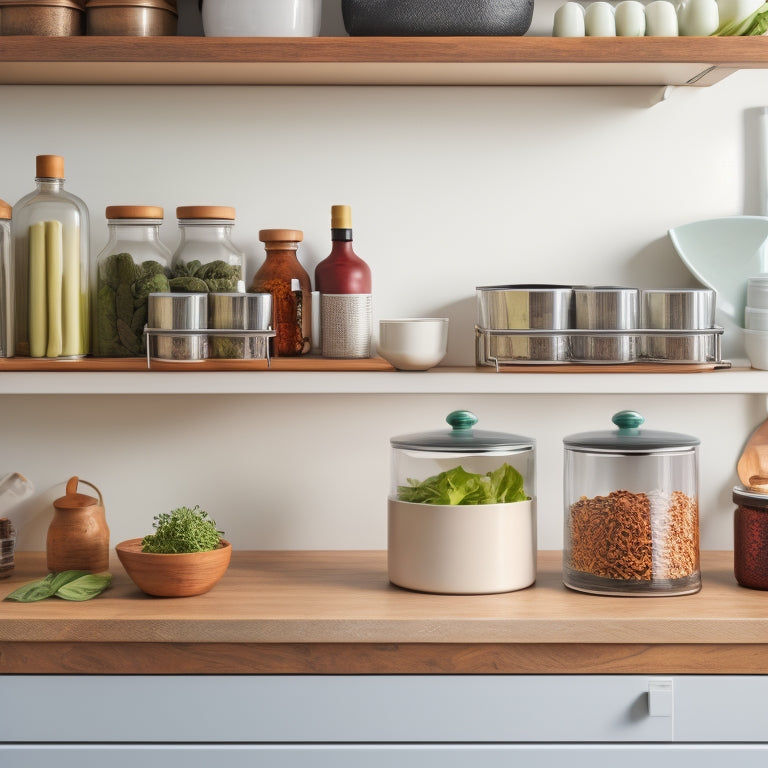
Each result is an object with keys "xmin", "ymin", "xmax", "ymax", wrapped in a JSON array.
[
  {"xmin": 36, "ymin": 155, "xmax": 64, "ymax": 179},
  {"xmin": 331, "ymin": 205, "xmax": 352, "ymax": 229},
  {"xmin": 0, "ymin": 199, "xmax": 11, "ymax": 220},
  {"xmin": 106, "ymin": 205, "xmax": 164, "ymax": 220}
]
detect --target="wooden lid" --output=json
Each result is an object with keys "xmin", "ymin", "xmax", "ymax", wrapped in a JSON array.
[
  {"xmin": 53, "ymin": 477, "xmax": 100, "ymax": 510},
  {"xmin": 106, "ymin": 205, "xmax": 164, "ymax": 219},
  {"xmin": 259, "ymin": 229, "xmax": 304, "ymax": 243},
  {"xmin": 0, "ymin": 199, "xmax": 10, "ymax": 220},
  {"xmin": 36, "ymin": 154, "xmax": 64, "ymax": 179},
  {"xmin": 176, "ymin": 206, "xmax": 235, "ymax": 220}
]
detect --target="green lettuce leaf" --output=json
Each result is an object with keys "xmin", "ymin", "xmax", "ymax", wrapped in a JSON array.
[{"xmin": 397, "ymin": 463, "xmax": 530, "ymax": 506}]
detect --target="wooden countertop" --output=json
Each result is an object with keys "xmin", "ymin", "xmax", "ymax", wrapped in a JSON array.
[{"xmin": 1, "ymin": 550, "xmax": 767, "ymax": 675}]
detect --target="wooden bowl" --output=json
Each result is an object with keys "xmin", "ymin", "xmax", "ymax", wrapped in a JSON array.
[{"xmin": 115, "ymin": 538, "xmax": 231, "ymax": 597}]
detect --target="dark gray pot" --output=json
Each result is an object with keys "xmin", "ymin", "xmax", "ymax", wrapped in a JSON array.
[{"xmin": 342, "ymin": 0, "xmax": 534, "ymax": 36}]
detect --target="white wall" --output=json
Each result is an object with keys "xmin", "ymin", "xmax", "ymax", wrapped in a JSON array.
[{"xmin": 1, "ymin": 1, "xmax": 766, "ymax": 555}]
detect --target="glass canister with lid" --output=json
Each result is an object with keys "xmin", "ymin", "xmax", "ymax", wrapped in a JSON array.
[
  {"xmin": 171, "ymin": 206, "xmax": 245, "ymax": 294},
  {"xmin": 388, "ymin": 410, "xmax": 536, "ymax": 594},
  {"xmin": 563, "ymin": 410, "xmax": 701, "ymax": 596},
  {"xmin": 94, "ymin": 205, "xmax": 172, "ymax": 357},
  {"xmin": 13, "ymin": 154, "xmax": 90, "ymax": 358}
]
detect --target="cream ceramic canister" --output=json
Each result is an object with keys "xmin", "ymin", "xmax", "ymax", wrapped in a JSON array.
[{"xmin": 47, "ymin": 477, "xmax": 109, "ymax": 572}]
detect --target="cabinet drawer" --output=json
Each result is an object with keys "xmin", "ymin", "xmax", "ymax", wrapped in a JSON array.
[
  {"xmin": 1, "ymin": 675, "xmax": 672, "ymax": 743},
  {"xmin": 2, "ymin": 745, "xmax": 768, "ymax": 768}
]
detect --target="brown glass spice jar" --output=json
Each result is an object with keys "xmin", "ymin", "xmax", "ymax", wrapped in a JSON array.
[{"xmin": 251, "ymin": 229, "xmax": 311, "ymax": 357}]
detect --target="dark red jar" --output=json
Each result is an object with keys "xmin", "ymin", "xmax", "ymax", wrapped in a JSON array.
[{"xmin": 733, "ymin": 486, "xmax": 768, "ymax": 590}]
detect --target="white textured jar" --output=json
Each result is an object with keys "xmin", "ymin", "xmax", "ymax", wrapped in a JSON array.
[
  {"xmin": 202, "ymin": 0, "xmax": 322, "ymax": 36},
  {"xmin": 388, "ymin": 410, "xmax": 536, "ymax": 595}
]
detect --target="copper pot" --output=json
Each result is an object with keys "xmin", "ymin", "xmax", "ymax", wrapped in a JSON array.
[
  {"xmin": 85, "ymin": 0, "xmax": 177, "ymax": 35},
  {"xmin": 0, "ymin": 0, "xmax": 85, "ymax": 36}
]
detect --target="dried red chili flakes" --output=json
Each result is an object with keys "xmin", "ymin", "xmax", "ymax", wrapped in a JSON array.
[{"xmin": 568, "ymin": 489, "xmax": 697, "ymax": 582}]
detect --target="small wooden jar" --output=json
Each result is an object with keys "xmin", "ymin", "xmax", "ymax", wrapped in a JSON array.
[{"xmin": 47, "ymin": 477, "xmax": 109, "ymax": 573}]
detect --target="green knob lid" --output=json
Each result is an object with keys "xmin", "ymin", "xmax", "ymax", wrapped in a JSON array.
[
  {"xmin": 612, "ymin": 410, "xmax": 644, "ymax": 435},
  {"xmin": 390, "ymin": 410, "xmax": 534, "ymax": 454},
  {"xmin": 563, "ymin": 410, "xmax": 699, "ymax": 453},
  {"xmin": 446, "ymin": 410, "xmax": 478, "ymax": 431}
]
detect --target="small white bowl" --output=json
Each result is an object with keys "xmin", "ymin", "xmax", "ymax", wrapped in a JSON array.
[
  {"xmin": 378, "ymin": 318, "xmax": 449, "ymax": 371},
  {"xmin": 745, "ymin": 306, "xmax": 768, "ymax": 331},
  {"xmin": 748, "ymin": 276, "xmax": 768, "ymax": 310},
  {"xmin": 743, "ymin": 328, "xmax": 768, "ymax": 369},
  {"xmin": 202, "ymin": 0, "xmax": 322, "ymax": 37}
]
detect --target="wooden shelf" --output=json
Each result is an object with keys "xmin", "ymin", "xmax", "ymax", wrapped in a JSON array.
[
  {"xmin": 1, "ymin": 550, "xmax": 766, "ymax": 675},
  {"xmin": 0, "ymin": 361, "xmax": 763, "ymax": 395},
  {"xmin": 0, "ymin": 36, "xmax": 766, "ymax": 87}
]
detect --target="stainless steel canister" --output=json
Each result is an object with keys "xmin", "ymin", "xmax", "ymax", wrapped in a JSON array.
[
  {"xmin": 476, "ymin": 284, "xmax": 573, "ymax": 363},
  {"xmin": 572, "ymin": 286, "xmax": 639, "ymax": 363},
  {"xmin": 641, "ymin": 289, "xmax": 716, "ymax": 361},
  {"xmin": 477, "ymin": 284, "xmax": 573, "ymax": 329},
  {"xmin": 207, "ymin": 292, "xmax": 273, "ymax": 359},
  {"xmin": 147, "ymin": 292, "xmax": 207, "ymax": 361},
  {"xmin": 245, "ymin": 293, "xmax": 273, "ymax": 359}
]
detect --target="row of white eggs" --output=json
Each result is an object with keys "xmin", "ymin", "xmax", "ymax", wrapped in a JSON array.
[{"xmin": 553, "ymin": 0, "xmax": 719, "ymax": 37}]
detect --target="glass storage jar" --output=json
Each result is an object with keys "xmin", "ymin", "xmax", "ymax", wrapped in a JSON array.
[
  {"xmin": 13, "ymin": 154, "xmax": 90, "ymax": 358},
  {"xmin": 171, "ymin": 206, "xmax": 245, "ymax": 294},
  {"xmin": 733, "ymin": 486, "xmax": 768, "ymax": 590},
  {"xmin": 388, "ymin": 410, "xmax": 536, "ymax": 594},
  {"xmin": 94, "ymin": 205, "xmax": 172, "ymax": 357},
  {"xmin": 0, "ymin": 199, "xmax": 12, "ymax": 357},
  {"xmin": 563, "ymin": 410, "xmax": 701, "ymax": 596}
]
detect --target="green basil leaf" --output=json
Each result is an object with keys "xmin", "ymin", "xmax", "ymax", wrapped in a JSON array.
[
  {"xmin": 55, "ymin": 573, "xmax": 112, "ymax": 602},
  {"xmin": 4, "ymin": 570, "xmax": 90, "ymax": 602}
]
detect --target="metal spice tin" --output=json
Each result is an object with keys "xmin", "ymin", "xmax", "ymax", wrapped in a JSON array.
[
  {"xmin": 563, "ymin": 410, "xmax": 701, "ymax": 596},
  {"xmin": 733, "ymin": 486, "xmax": 768, "ymax": 590}
]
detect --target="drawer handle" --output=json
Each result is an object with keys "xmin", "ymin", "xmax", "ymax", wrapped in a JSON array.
[{"xmin": 648, "ymin": 679, "xmax": 674, "ymax": 717}]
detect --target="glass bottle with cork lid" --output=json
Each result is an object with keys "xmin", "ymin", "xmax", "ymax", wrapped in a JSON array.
[
  {"xmin": 171, "ymin": 206, "xmax": 245, "ymax": 293},
  {"xmin": 251, "ymin": 229, "xmax": 311, "ymax": 357},
  {"xmin": 314, "ymin": 204, "xmax": 372, "ymax": 358},
  {"xmin": 94, "ymin": 205, "xmax": 172, "ymax": 357},
  {"xmin": 0, "ymin": 199, "xmax": 12, "ymax": 358},
  {"xmin": 13, "ymin": 154, "xmax": 90, "ymax": 358}
]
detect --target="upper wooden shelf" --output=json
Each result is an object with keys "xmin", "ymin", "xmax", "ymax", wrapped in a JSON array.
[{"xmin": 0, "ymin": 35, "xmax": 766, "ymax": 87}]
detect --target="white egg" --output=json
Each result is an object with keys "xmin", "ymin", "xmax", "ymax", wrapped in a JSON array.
[
  {"xmin": 553, "ymin": 2, "xmax": 586, "ymax": 37},
  {"xmin": 677, "ymin": 0, "xmax": 719, "ymax": 35},
  {"xmin": 584, "ymin": 2, "xmax": 616, "ymax": 36},
  {"xmin": 645, "ymin": 0, "xmax": 679, "ymax": 35},
  {"xmin": 614, "ymin": 0, "xmax": 646, "ymax": 36}
]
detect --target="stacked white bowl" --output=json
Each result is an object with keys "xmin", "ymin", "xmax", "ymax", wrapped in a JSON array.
[{"xmin": 744, "ymin": 275, "xmax": 768, "ymax": 369}]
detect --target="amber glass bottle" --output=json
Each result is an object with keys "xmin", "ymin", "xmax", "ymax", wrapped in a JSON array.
[{"xmin": 251, "ymin": 229, "xmax": 311, "ymax": 357}]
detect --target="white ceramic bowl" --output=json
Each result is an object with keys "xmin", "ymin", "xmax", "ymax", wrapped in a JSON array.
[
  {"xmin": 743, "ymin": 328, "xmax": 768, "ymax": 369},
  {"xmin": 745, "ymin": 306, "xmax": 768, "ymax": 331},
  {"xmin": 747, "ymin": 275, "xmax": 768, "ymax": 310},
  {"xmin": 378, "ymin": 318, "xmax": 449, "ymax": 371},
  {"xmin": 202, "ymin": 0, "xmax": 322, "ymax": 37}
]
